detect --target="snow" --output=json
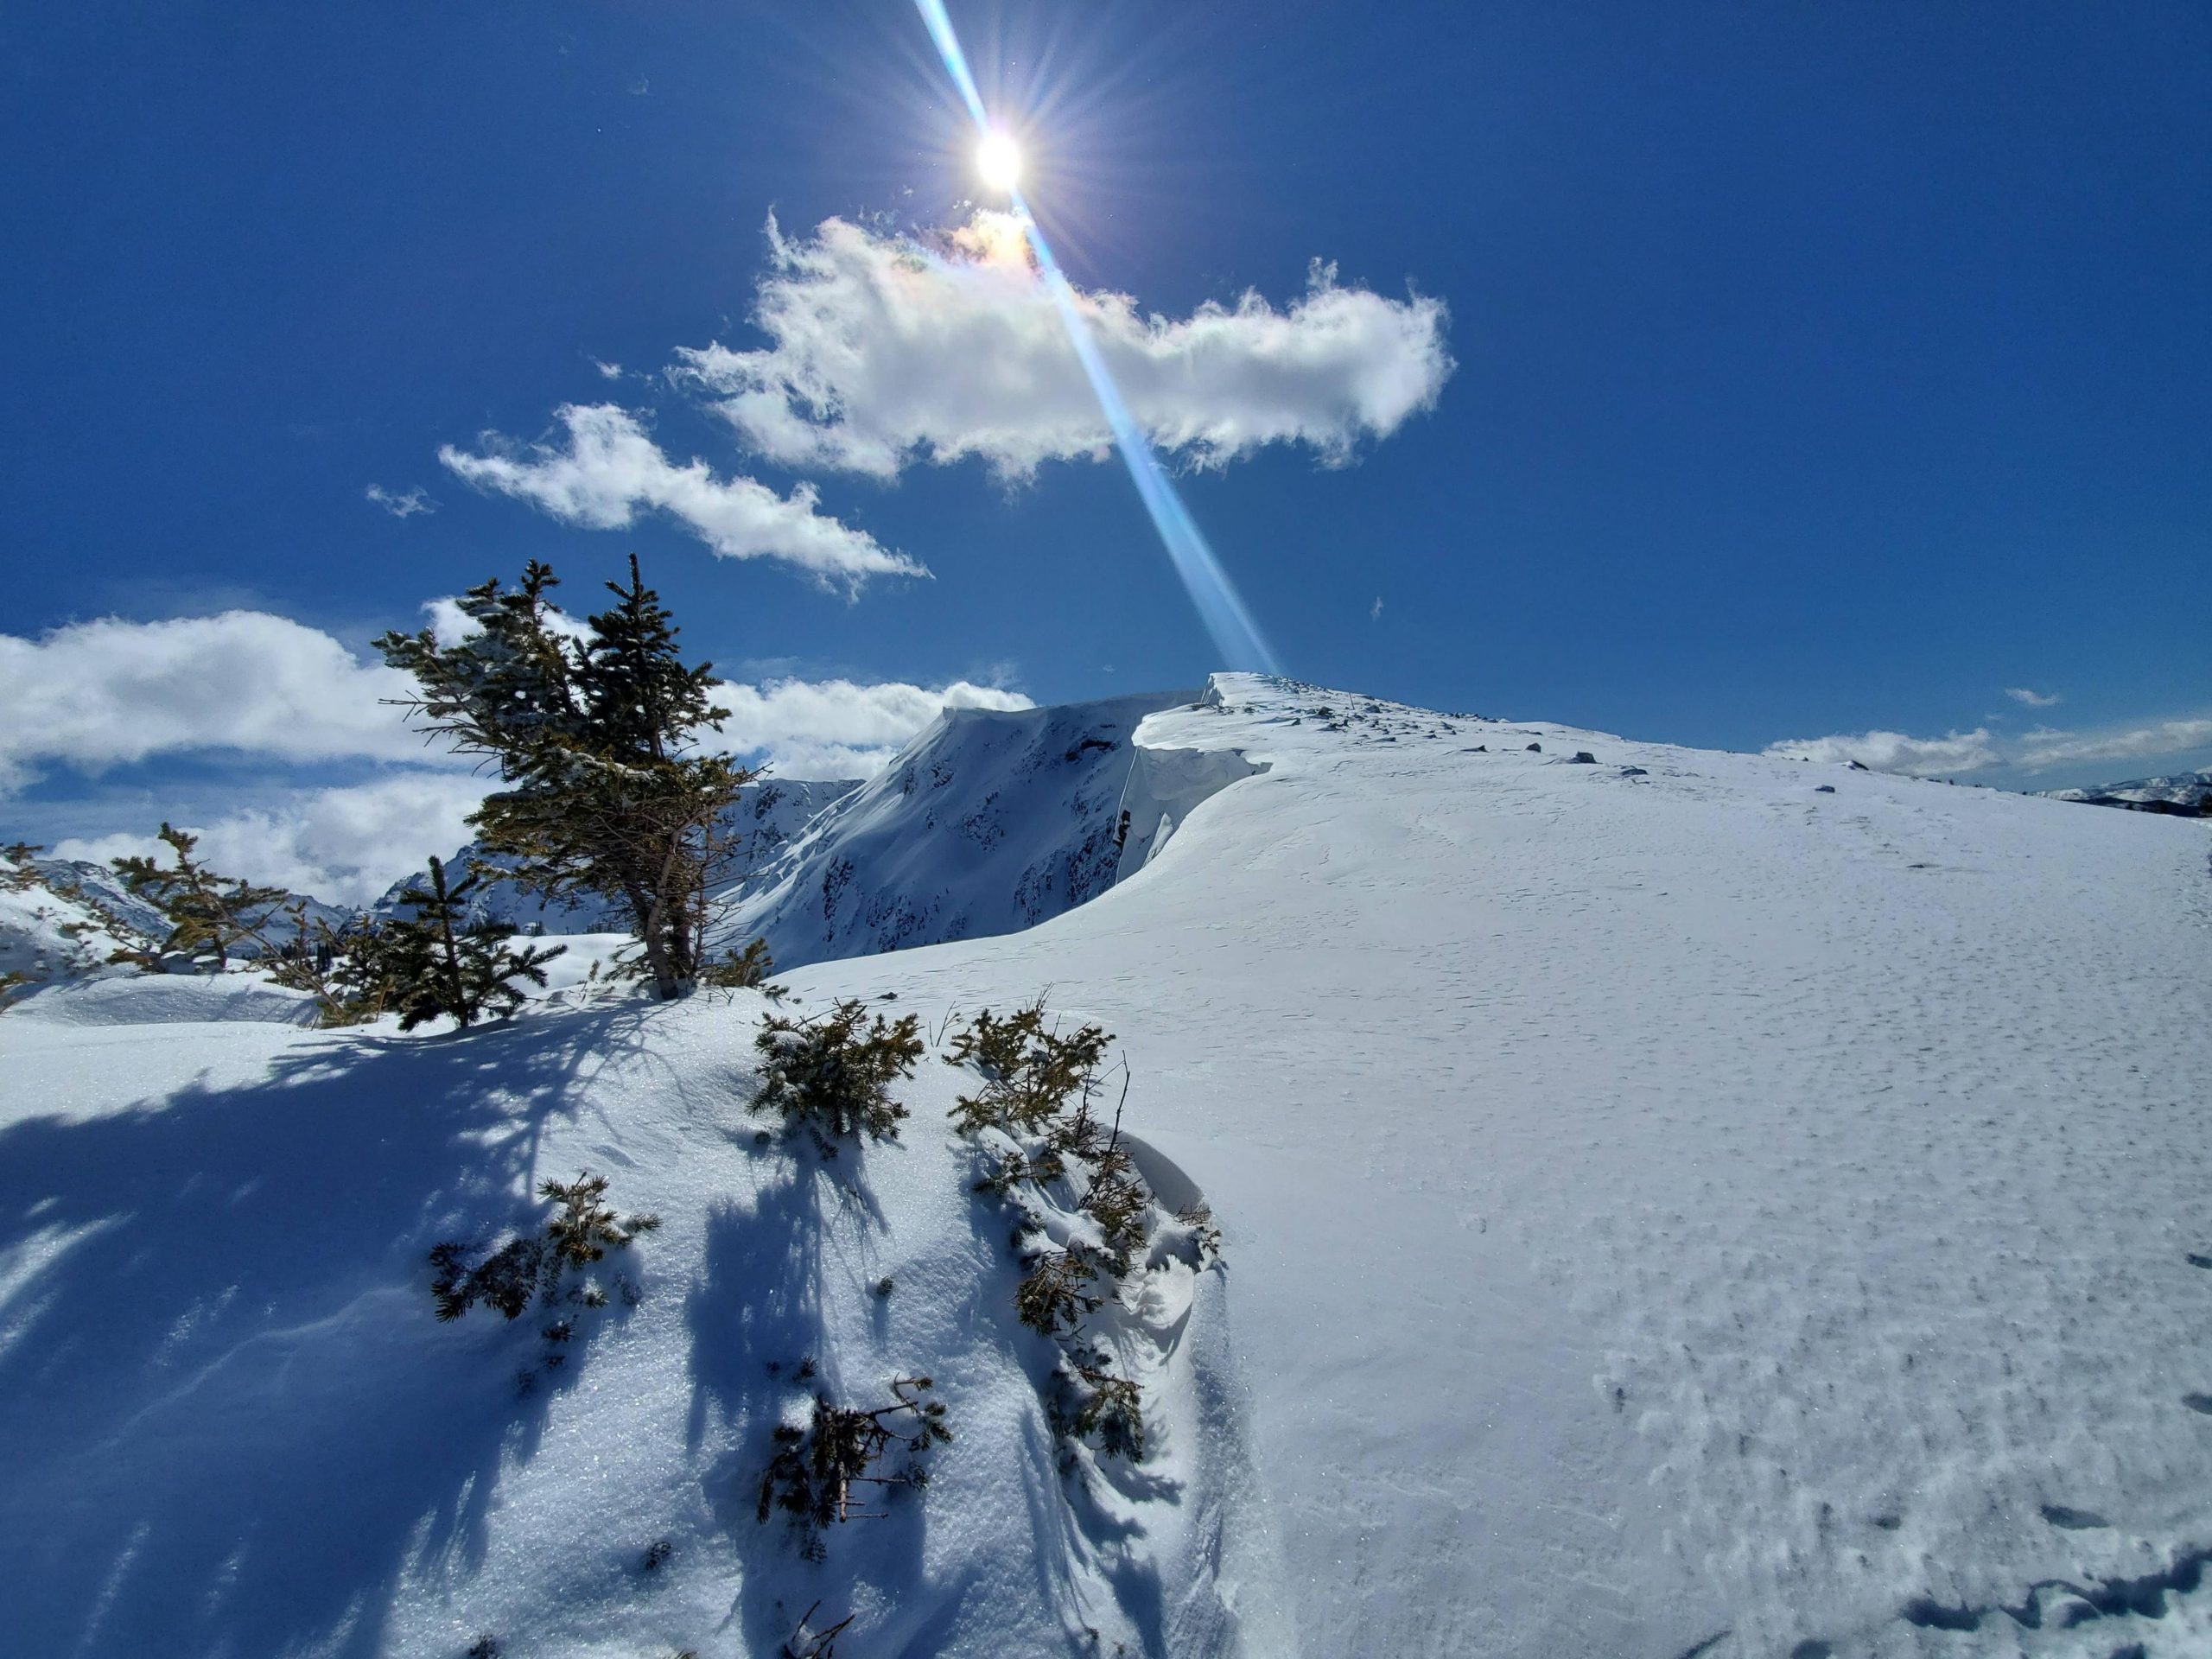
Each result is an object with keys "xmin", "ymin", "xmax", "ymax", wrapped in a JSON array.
[{"xmin": 4, "ymin": 673, "xmax": 2211, "ymax": 1656}]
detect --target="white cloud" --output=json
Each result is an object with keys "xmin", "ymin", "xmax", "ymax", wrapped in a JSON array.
[
  {"xmin": 2016, "ymin": 717, "xmax": 2212, "ymax": 772},
  {"xmin": 592, "ymin": 358, "xmax": 625, "ymax": 379},
  {"xmin": 365, "ymin": 483, "xmax": 435, "ymax": 518},
  {"xmin": 1768, "ymin": 711, "xmax": 2212, "ymax": 779},
  {"xmin": 2004, "ymin": 686, "xmax": 2062, "ymax": 708},
  {"xmin": 11, "ymin": 602, "xmax": 1033, "ymax": 894},
  {"xmin": 439, "ymin": 404, "xmax": 925, "ymax": 591},
  {"xmin": 670, "ymin": 211, "xmax": 1455, "ymax": 481},
  {"xmin": 55, "ymin": 773, "xmax": 494, "ymax": 908},
  {"xmin": 1765, "ymin": 728, "xmax": 2000, "ymax": 777},
  {"xmin": 1370, "ymin": 595, "xmax": 1384, "ymax": 621},
  {"xmin": 710, "ymin": 677, "xmax": 1033, "ymax": 779},
  {"xmin": 0, "ymin": 612, "xmax": 441, "ymax": 792}
]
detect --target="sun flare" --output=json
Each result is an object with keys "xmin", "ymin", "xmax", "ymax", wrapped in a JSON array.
[{"xmin": 976, "ymin": 129, "xmax": 1022, "ymax": 194}]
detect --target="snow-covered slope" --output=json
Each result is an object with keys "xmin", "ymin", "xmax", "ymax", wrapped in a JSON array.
[
  {"xmin": 2043, "ymin": 767, "xmax": 2212, "ymax": 816},
  {"xmin": 4, "ymin": 674, "xmax": 2211, "ymax": 1658}
]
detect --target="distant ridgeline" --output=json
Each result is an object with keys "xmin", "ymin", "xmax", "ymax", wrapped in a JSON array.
[
  {"xmin": 2, "ymin": 853, "xmax": 352, "ymax": 1001},
  {"xmin": 2040, "ymin": 768, "xmax": 2212, "ymax": 818},
  {"xmin": 377, "ymin": 686, "xmax": 1265, "ymax": 975}
]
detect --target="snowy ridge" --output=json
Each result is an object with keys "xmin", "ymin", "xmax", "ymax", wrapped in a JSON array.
[{"xmin": 4, "ymin": 673, "xmax": 2212, "ymax": 1657}]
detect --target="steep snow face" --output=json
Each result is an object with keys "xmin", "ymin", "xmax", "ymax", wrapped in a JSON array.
[
  {"xmin": 4, "ymin": 673, "xmax": 2211, "ymax": 1659},
  {"xmin": 372, "ymin": 777, "xmax": 861, "ymax": 933},
  {"xmin": 718, "ymin": 688, "xmax": 1245, "ymax": 972}
]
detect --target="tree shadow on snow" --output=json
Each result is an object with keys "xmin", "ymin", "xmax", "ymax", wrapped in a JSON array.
[
  {"xmin": 0, "ymin": 1003, "xmax": 660, "ymax": 1658},
  {"xmin": 685, "ymin": 1137, "xmax": 946, "ymax": 1657}
]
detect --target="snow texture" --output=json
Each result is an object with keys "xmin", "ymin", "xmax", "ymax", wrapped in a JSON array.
[{"xmin": 3, "ymin": 673, "xmax": 2210, "ymax": 1658}]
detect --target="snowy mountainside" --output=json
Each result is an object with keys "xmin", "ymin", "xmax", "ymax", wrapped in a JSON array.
[
  {"xmin": 716, "ymin": 688, "xmax": 1250, "ymax": 973},
  {"xmin": 2, "ymin": 854, "xmax": 352, "ymax": 1000},
  {"xmin": 372, "ymin": 776, "xmax": 859, "ymax": 932},
  {"xmin": 2043, "ymin": 767, "xmax": 2212, "ymax": 815},
  {"xmin": 1, "ymin": 855, "xmax": 150, "ymax": 995},
  {"xmin": 3, "ymin": 674, "xmax": 2212, "ymax": 1657},
  {"xmin": 377, "ymin": 690, "xmax": 1259, "ymax": 979}
]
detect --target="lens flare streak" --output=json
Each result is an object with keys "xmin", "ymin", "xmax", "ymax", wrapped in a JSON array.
[{"xmin": 911, "ymin": 0, "xmax": 1281, "ymax": 674}]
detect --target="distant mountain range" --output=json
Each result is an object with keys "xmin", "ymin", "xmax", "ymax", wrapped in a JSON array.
[{"xmin": 2038, "ymin": 768, "xmax": 2212, "ymax": 817}]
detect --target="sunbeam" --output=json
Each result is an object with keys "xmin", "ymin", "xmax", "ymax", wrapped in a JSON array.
[{"xmin": 911, "ymin": 0, "xmax": 1281, "ymax": 675}]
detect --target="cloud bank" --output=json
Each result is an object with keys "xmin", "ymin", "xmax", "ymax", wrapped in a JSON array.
[
  {"xmin": 55, "ymin": 774, "xmax": 495, "ymax": 908},
  {"xmin": 714, "ymin": 677, "xmax": 1032, "ymax": 779},
  {"xmin": 6, "ymin": 608, "xmax": 1027, "ymax": 899},
  {"xmin": 440, "ymin": 405, "xmax": 924, "ymax": 591},
  {"xmin": 0, "ymin": 612, "xmax": 434, "ymax": 791},
  {"xmin": 1765, "ymin": 728, "xmax": 2001, "ymax": 777},
  {"xmin": 2014, "ymin": 717, "xmax": 2212, "ymax": 772},
  {"xmin": 671, "ymin": 211, "xmax": 1455, "ymax": 481},
  {"xmin": 1767, "ymin": 713, "xmax": 2212, "ymax": 779}
]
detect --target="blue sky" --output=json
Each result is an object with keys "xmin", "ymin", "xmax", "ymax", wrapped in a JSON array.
[{"xmin": 3, "ymin": 1, "xmax": 2208, "ymax": 898}]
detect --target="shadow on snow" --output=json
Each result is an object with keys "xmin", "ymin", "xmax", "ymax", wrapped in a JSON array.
[{"xmin": 0, "ymin": 1004, "xmax": 657, "ymax": 1657}]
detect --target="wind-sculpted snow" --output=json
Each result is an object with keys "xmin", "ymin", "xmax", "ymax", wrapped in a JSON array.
[{"xmin": 3, "ymin": 673, "xmax": 2211, "ymax": 1656}]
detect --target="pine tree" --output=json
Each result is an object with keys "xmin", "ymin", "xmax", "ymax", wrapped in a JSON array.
[
  {"xmin": 364, "ymin": 855, "xmax": 566, "ymax": 1031},
  {"xmin": 376, "ymin": 556, "xmax": 752, "ymax": 999},
  {"xmin": 111, "ymin": 823, "xmax": 290, "ymax": 969}
]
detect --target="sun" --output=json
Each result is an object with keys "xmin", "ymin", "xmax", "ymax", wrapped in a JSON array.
[{"xmin": 976, "ymin": 129, "xmax": 1022, "ymax": 194}]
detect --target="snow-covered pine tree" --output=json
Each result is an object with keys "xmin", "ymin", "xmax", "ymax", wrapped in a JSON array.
[
  {"xmin": 110, "ymin": 823, "xmax": 289, "ymax": 969},
  {"xmin": 359, "ymin": 855, "xmax": 565, "ymax": 1031},
  {"xmin": 375, "ymin": 556, "xmax": 752, "ymax": 999}
]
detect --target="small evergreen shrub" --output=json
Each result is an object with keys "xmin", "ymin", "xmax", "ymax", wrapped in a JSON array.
[
  {"xmin": 353, "ymin": 856, "xmax": 566, "ymax": 1031},
  {"xmin": 753, "ymin": 1000, "xmax": 923, "ymax": 1142},
  {"xmin": 945, "ymin": 1001, "xmax": 1111, "ymax": 1137},
  {"xmin": 756, "ymin": 1376, "xmax": 949, "ymax": 1557},
  {"xmin": 945, "ymin": 997, "xmax": 1182, "ymax": 1465},
  {"xmin": 1059, "ymin": 1352, "xmax": 1145, "ymax": 1461},
  {"xmin": 1014, "ymin": 1244, "xmax": 1106, "ymax": 1338},
  {"xmin": 700, "ymin": 937, "xmax": 775, "ymax": 988},
  {"xmin": 429, "ymin": 1171, "xmax": 658, "ymax": 1321}
]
